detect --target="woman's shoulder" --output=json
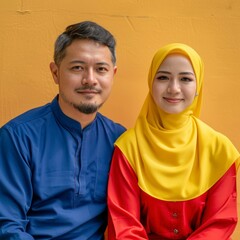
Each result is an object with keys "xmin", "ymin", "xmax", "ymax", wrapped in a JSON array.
[
  {"xmin": 195, "ymin": 117, "xmax": 229, "ymax": 139},
  {"xmin": 194, "ymin": 117, "xmax": 238, "ymax": 154},
  {"xmin": 115, "ymin": 128, "xmax": 137, "ymax": 145}
]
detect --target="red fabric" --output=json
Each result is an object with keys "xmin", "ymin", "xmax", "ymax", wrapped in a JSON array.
[{"xmin": 107, "ymin": 147, "xmax": 238, "ymax": 240}]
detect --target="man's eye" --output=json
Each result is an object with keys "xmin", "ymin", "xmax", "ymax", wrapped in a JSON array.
[
  {"xmin": 72, "ymin": 66, "xmax": 83, "ymax": 71},
  {"xmin": 98, "ymin": 67, "xmax": 108, "ymax": 73}
]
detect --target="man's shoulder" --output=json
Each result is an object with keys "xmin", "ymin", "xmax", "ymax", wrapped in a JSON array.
[
  {"xmin": 96, "ymin": 113, "xmax": 126, "ymax": 135},
  {"xmin": 3, "ymin": 102, "xmax": 52, "ymax": 131}
]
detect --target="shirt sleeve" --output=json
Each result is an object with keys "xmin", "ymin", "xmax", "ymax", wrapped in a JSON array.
[
  {"xmin": 107, "ymin": 147, "xmax": 148, "ymax": 240},
  {"xmin": 187, "ymin": 163, "xmax": 238, "ymax": 240},
  {"xmin": 0, "ymin": 127, "xmax": 34, "ymax": 239}
]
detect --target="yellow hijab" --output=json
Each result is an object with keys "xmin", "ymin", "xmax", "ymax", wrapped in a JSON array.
[{"xmin": 116, "ymin": 43, "xmax": 240, "ymax": 201}]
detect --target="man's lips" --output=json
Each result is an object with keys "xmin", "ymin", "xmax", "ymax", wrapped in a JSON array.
[
  {"xmin": 77, "ymin": 90, "xmax": 98, "ymax": 94},
  {"xmin": 75, "ymin": 88, "xmax": 100, "ymax": 94}
]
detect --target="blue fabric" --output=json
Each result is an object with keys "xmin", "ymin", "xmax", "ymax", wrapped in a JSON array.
[{"xmin": 0, "ymin": 96, "xmax": 125, "ymax": 240}]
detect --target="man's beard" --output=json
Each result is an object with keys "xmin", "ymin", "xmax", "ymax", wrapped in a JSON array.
[
  {"xmin": 73, "ymin": 102, "xmax": 102, "ymax": 114},
  {"xmin": 59, "ymin": 92, "xmax": 103, "ymax": 114}
]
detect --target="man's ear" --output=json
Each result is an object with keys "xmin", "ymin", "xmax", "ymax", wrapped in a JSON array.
[
  {"xmin": 49, "ymin": 62, "xmax": 59, "ymax": 84},
  {"xmin": 113, "ymin": 65, "xmax": 117, "ymax": 75}
]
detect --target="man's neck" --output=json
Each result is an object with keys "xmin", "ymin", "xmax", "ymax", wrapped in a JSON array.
[{"xmin": 58, "ymin": 98, "xmax": 97, "ymax": 129}]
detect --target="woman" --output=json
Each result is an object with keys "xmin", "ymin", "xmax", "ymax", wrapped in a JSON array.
[{"xmin": 107, "ymin": 43, "xmax": 240, "ymax": 239}]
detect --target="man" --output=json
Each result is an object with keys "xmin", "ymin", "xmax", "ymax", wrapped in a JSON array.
[{"xmin": 0, "ymin": 21, "xmax": 125, "ymax": 239}]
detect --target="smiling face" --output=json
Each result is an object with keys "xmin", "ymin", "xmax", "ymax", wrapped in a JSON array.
[
  {"xmin": 152, "ymin": 54, "xmax": 197, "ymax": 114},
  {"xmin": 50, "ymin": 39, "xmax": 117, "ymax": 119}
]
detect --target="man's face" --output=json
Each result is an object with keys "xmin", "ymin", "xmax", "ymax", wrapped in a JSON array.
[{"xmin": 50, "ymin": 39, "xmax": 117, "ymax": 116}]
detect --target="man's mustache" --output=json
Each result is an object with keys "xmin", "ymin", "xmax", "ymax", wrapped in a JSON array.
[{"xmin": 75, "ymin": 86, "xmax": 101, "ymax": 92}]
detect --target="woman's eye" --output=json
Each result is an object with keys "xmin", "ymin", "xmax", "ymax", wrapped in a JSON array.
[
  {"xmin": 156, "ymin": 75, "xmax": 168, "ymax": 80},
  {"xmin": 181, "ymin": 77, "xmax": 193, "ymax": 82}
]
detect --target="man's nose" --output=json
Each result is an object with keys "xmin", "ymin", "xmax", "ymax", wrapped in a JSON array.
[{"xmin": 82, "ymin": 69, "xmax": 97, "ymax": 85}]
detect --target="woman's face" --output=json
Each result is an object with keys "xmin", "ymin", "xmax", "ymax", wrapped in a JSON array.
[{"xmin": 152, "ymin": 54, "xmax": 197, "ymax": 114}]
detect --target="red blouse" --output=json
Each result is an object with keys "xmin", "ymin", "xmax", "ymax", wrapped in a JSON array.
[{"xmin": 107, "ymin": 147, "xmax": 238, "ymax": 240}]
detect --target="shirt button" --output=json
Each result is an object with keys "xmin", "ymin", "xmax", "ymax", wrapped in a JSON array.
[
  {"xmin": 173, "ymin": 229, "xmax": 179, "ymax": 234},
  {"xmin": 172, "ymin": 212, "xmax": 178, "ymax": 218}
]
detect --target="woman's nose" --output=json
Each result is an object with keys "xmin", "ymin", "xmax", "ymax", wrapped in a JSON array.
[{"xmin": 167, "ymin": 80, "xmax": 180, "ymax": 93}]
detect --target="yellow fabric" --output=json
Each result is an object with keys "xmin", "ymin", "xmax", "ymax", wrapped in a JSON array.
[{"xmin": 116, "ymin": 43, "xmax": 240, "ymax": 201}]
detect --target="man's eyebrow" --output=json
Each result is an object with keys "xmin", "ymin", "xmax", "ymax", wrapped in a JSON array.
[
  {"xmin": 69, "ymin": 60, "xmax": 110, "ymax": 66},
  {"xmin": 96, "ymin": 62, "xmax": 111, "ymax": 66},
  {"xmin": 69, "ymin": 60, "xmax": 85, "ymax": 64}
]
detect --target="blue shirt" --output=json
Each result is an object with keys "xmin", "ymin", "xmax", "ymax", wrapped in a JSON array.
[{"xmin": 0, "ymin": 96, "xmax": 125, "ymax": 240}]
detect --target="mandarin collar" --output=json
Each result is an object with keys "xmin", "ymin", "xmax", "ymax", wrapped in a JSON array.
[{"xmin": 51, "ymin": 95, "xmax": 97, "ymax": 135}]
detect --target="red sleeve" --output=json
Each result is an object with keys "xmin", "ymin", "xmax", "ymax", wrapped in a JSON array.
[
  {"xmin": 107, "ymin": 147, "xmax": 148, "ymax": 240},
  {"xmin": 188, "ymin": 164, "xmax": 238, "ymax": 240}
]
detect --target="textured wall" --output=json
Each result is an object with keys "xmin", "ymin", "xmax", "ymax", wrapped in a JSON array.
[{"xmin": 0, "ymin": 0, "xmax": 240, "ymax": 238}]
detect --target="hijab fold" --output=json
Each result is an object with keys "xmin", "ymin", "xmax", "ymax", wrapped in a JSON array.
[{"xmin": 116, "ymin": 43, "xmax": 239, "ymax": 201}]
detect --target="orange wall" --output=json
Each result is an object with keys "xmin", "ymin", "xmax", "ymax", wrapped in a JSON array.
[{"xmin": 0, "ymin": 1, "xmax": 240, "ymax": 238}]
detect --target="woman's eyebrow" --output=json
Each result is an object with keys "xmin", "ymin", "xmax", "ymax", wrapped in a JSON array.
[
  {"xmin": 156, "ymin": 70, "xmax": 171, "ymax": 74},
  {"xmin": 179, "ymin": 72, "xmax": 195, "ymax": 76},
  {"xmin": 156, "ymin": 71, "xmax": 194, "ymax": 76}
]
